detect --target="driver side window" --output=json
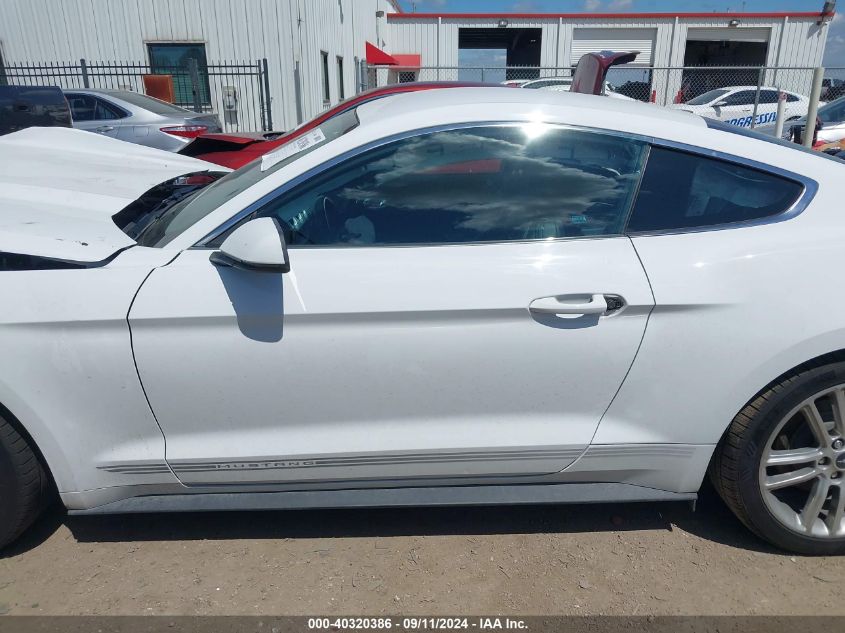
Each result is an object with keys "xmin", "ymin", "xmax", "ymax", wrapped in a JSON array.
[{"xmin": 226, "ymin": 125, "xmax": 647, "ymax": 247}]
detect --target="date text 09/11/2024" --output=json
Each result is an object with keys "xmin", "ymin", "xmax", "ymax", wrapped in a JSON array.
[{"xmin": 307, "ymin": 617, "xmax": 529, "ymax": 630}]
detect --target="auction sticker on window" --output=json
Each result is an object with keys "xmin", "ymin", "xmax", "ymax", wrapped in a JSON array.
[{"xmin": 261, "ymin": 129, "xmax": 327, "ymax": 171}]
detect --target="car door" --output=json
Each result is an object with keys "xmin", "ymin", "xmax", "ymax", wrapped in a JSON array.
[
  {"xmin": 128, "ymin": 123, "xmax": 655, "ymax": 486},
  {"xmin": 65, "ymin": 93, "xmax": 125, "ymax": 139}
]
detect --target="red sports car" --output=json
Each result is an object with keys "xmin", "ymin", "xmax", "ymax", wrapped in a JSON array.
[{"xmin": 179, "ymin": 82, "xmax": 499, "ymax": 169}]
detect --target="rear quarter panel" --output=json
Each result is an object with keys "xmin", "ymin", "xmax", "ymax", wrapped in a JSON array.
[{"xmin": 596, "ymin": 147, "xmax": 845, "ymax": 446}]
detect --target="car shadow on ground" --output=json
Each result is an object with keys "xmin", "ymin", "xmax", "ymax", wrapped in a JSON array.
[{"xmin": 3, "ymin": 484, "xmax": 786, "ymax": 558}]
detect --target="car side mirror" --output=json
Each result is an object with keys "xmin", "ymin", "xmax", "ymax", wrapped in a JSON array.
[
  {"xmin": 714, "ymin": 100, "xmax": 728, "ymax": 108},
  {"xmin": 210, "ymin": 217, "xmax": 290, "ymax": 273}
]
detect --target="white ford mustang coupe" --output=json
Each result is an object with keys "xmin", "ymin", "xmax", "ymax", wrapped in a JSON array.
[{"xmin": 1, "ymin": 88, "xmax": 844, "ymax": 554}]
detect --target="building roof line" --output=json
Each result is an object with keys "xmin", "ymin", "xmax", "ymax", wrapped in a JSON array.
[{"xmin": 387, "ymin": 11, "xmax": 831, "ymax": 20}]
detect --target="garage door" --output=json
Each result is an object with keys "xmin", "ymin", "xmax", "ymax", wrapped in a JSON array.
[
  {"xmin": 686, "ymin": 27, "xmax": 770, "ymax": 43},
  {"xmin": 571, "ymin": 28, "xmax": 656, "ymax": 65}
]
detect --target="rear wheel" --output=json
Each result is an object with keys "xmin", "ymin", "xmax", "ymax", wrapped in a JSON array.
[
  {"xmin": 711, "ymin": 361, "xmax": 845, "ymax": 554},
  {"xmin": 0, "ymin": 413, "xmax": 50, "ymax": 550}
]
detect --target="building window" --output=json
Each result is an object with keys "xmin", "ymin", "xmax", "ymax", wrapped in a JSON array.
[
  {"xmin": 398, "ymin": 71, "xmax": 417, "ymax": 83},
  {"xmin": 321, "ymin": 51, "xmax": 330, "ymax": 105},
  {"xmin": 147, "ymin": 43, "xmax": 211, "ymax": 108},
  {"xmin": 336, "ymin": 56, "xmax": 345, "ymax": 100}
]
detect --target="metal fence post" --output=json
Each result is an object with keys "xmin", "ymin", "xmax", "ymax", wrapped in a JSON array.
[
  {"xmin": 773, "ymin": 88, "xmax": 787, "ymax": 139},
  {"xmin": 80, "ymin": 58, "xmax": 90, "ymax": 88},
  {"xmin": 804, "ymin": 67, "xmax": 825, "ymax": 148},
  {"xmin": 749, "ymin": 66, "xmax": 764, "ymax": 129},
  {"xmin": 261, "ymin": 57, "xmax": 272, "ymax": 131},
  {"xmin": 187, "ymin": 57, "xmax": 202, "ymax": 113}
]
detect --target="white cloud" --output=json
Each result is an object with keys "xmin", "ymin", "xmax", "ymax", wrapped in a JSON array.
[
  {"xmin": 415, "ymin": 0, "xmax": 447, "ymax": 9},
  {"xmin": 511, "ymin": 0, "xmax": 540, "ymax": 10},
  {"xmin": 582, "ymin": 0, "xmax": 634, "ymax": 11},
  {"xmin": 824, "ymin": 13, "xmax": 845, "ymax": 67}
]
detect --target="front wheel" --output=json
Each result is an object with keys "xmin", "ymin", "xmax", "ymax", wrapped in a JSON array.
[
  {"xmin": 0, "ymin": 413, "xmax": 50, "ymax": 550},
  {"xmin": 711, "ymin": 361, "xmax": 845, "ymax": 554}
]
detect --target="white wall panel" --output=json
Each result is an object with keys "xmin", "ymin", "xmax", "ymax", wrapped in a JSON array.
[{"xmin": 0, "ymin": 4, "xmax": 829, "ymax": 131}]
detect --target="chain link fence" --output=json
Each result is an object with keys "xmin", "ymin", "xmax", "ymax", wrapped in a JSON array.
[
  {"xmin": 363, "ymin": 63, "xmax": 844, "ymax": 132},
  {"xmin": 1, "ymin": 58, "xmax": 273, "ymax": 133}
]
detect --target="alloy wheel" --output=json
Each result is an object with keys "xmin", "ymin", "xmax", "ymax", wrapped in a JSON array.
[{"xmin": 759, "ymin": 385, "xmax": 845, "ymax": 538}]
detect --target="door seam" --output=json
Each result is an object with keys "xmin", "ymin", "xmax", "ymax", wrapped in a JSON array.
[
  {"xmin": 564, "ymin": 236, "xmax": 657, "ymax": 471},
  {"xmin": 125, "ymin": 251, "xmax": 184, "ymax": 485}
]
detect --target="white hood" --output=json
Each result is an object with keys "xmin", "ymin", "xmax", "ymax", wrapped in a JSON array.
[{"xmin": 0, "ymin": 127, "xmax": 225, "ymax": 263}]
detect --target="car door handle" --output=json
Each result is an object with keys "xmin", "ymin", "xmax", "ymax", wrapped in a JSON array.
[
  {"xmin": 529, "ymin": 294, "xmax": 609, "ymax": 315},
  {"xmin": 94, "ymin": 125, "xmax": 115, "ymax": 133}
]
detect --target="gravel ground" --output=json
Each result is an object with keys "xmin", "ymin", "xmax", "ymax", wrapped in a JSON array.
[{"xmin": 1, "ymin": 486, "xmax": 844, "ymax": 616}]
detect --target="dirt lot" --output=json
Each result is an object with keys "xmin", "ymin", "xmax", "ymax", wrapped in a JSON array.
[{"xmin": 1, "ymin": 486, "xmax": 844, "ymax": 616}]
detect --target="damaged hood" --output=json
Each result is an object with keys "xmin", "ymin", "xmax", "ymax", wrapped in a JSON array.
[{"xmin": 0, "ymin": 127, "xmax": 223, "ymax": 263}]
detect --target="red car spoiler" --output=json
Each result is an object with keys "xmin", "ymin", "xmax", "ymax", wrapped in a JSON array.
[{"xmin": 570, "ymin": 51, "xmax": 640, "ymax": 96}]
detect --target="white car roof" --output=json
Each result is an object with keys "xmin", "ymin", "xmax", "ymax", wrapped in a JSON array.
[{"xmin": 354, "ymin": 86, "xmax": 705, "ymax": 136}]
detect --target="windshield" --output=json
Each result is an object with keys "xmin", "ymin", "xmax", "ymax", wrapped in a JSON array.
[
  {"xmin": 135, "ymin": 108, "xmax": 360, "ymax": 247},
  {"xmin": 687, "ymin": 89, "xmax": 731, "ymax": 106}
]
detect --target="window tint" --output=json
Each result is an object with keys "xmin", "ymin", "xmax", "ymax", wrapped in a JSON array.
[
  {"xmin": 627, "ymin": 147, "xmax": 803, "ymax": 233},
  {"xmin": 66, "ymin": 93, "xmax": 96, "ymax": 121},
  {"xmin": 137, "ymin": 108, "xmax": 361, "ymax": 247},
  {"xmin": 67, "ymin": 94, "xmax": 122, "ymax": 121},
  {"xmin": 786, "ymin": 93, "xmax": 799, "ymax": 103},
  {"xmin": 687, "ymin": 89, "xmax": 730, "ymax": 106},
  {"xmin": 93, "ymin": 97, "xmax": 124, "ymax": 120},
  {"xmin": 819, "ymin": 97, "xmax": 845, "ymax": 124},
  {"xmin": 758, "ymin": 90, "xmax": 779, "ymax": 104},
  {"xmin": 243, "ymin": 125, "xmax": 647, "ymax": 247},
  {"xmin": 723, "ymin": 90, "xmax": 756, "ymax": 106}
]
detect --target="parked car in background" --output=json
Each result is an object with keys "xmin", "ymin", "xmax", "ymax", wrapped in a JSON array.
[
  {"xmin": 614, "ymin": 80, "xmax": 652, "ymax": 102},
  {"xmin": 822, "ymin": 83, "xmax": 845, "ymax": 103},
  {"xmin": 757, "ymin": 96, "xmax": 845, "ymax": 145},
  {"xmin": 500, "ymin": 79, "xmax": 532, "ymax": 87},
  {"xmin": 0, "ymin": 85, "xmax": 71, "ymax": 136},
  {"xmin": 520, "ymin": 76, "xmax": 635, "ymax": 100},
  {"xmin": 669, "ymin": 86, "xmax": 812, "ymax": 128},
  {"xmin": 3, "ymin": 88, "xmax": 845, "ymax": 555},
  {"xmin": 822, "ymin": 77, "xmax": 844, "ymax": 101},
  {"xmin": 180, "ymin": 81, "xmax": 500, "ymax": 169},
  {"xmin": 63, "ymin": 88, "xmax": 222, "ymax": 151}
]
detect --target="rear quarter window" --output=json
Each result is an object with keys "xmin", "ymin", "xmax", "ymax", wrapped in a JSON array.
[{"xmin": 627, "ymin": 147, "xmax": 804, "ymax": 233}]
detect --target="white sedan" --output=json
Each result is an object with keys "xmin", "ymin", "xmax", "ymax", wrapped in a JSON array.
[
  {"xmin": 1, "ymin": 88, "xmax": 844, "ymax": 554},
  {"xmin": 520, "ymin": 76, "xmax": 635, "ymax": 100},
  {"xmin": 669, "ymin": 86, "xmax": 812, "ymax": 128}
]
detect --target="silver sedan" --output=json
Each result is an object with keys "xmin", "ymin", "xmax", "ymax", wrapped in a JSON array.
[{"xmin": 63, "ymin": 88, "xmax": 222, "ymax": 151}]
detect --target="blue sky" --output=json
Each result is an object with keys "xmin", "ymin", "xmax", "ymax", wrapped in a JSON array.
[{"xmin": 401, "ymin": 0, "xmax": 845, "ymax": 66}]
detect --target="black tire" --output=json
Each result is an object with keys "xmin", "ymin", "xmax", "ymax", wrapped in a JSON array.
[
  {"xmin": 710, "ymin": 360, "xmax": 845, "ymax": 555},
  {"xmin": 0, "ymin": 412, "xmax": 50, "ymax": 550}
]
